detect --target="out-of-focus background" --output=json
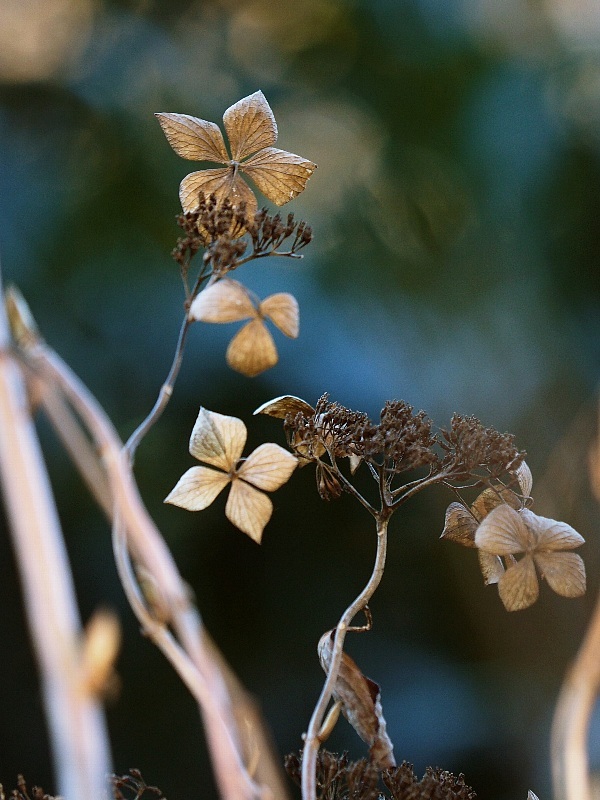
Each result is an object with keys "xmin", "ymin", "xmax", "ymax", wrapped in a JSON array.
[{"xmin": 0, "ymin": 1, "xmax": 599, "ymax": 797}]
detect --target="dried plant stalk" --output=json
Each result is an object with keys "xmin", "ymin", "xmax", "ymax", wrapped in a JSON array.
[{"xmin": 0, "ymin": 276, "xmax": 111, "ymax": 798}]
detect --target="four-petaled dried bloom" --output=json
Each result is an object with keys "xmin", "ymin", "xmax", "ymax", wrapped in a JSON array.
[
  {"xmin": 165, "ymin": 408, "xmax": 297, "ymax": 542},
  {"xmin": 475, "ymin": 505, "xmax": 586, "ymax": 611},
  {"xmin": 156, "ymin": 91, "xmax": 316, "ymax": 222},
  {"xmin": 189, "ymin": 279, "xmax": 299, "ymax": 377}
]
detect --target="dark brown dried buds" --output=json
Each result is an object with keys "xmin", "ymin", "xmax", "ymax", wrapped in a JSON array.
[
  {"xmin": 318, "ymin": 631, "xmax": 396, "ymax": 770},
  {"xmin": 441, "ymin": 413, "xmax": 525, "ymax": 479}
]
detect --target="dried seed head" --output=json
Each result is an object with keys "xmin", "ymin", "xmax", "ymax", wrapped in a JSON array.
[{"xmin": 442, "ymin": 414, "xmax": 525, "ymax": 478}]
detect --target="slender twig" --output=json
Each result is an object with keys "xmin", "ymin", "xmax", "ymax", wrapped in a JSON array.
[
  {"xmin": 301, "ymin": 514, "xmax": 390, "ymax": 800},
  {"xmin": 126, "ymin": 313, "xmax": 192, "ymax": 459},
  {"xmin": 0, "ymin": 277, "xmax": 111, "ymax": 798},
  {"xmin": 551, "ymin": 589, "xmax": 600, "ymax": 800}
]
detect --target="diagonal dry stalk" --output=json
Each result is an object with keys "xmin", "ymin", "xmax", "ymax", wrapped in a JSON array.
[
  {"xmin": 0, "ymin": 275, "xmax": 111, "ymax": 798},
  {"xmin": 301, "ymin": 515, "xmax": 389, "ymax": 800},
  {"xmin": 11, "ymin": 300, "xmax": 287, "ymax": 800}
]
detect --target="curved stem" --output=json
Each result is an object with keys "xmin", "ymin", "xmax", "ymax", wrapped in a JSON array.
[
  {"xmin": 126, "ymin": 313, "xmax": 191, "ymax": 459},
  {"xmin": 301, "ymin": 515, "xmax": 389, "ymax": 800},
  {"xmin": 551, "ymin": 589, "xmax": 600, "ymax": 800}
]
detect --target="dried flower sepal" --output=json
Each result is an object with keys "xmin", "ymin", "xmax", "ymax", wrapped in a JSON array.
[
  {"xmin": 165, "ymin": 408, "xmax": 297, "ymax": 543},
  {"xmin": 475, "ymin": 505, "xmax": 586, "ymax": 611},
  {"xmin": 318, "ymin": 631, "xmax": 396, "ymax": 770},
  {"xmin": 156, "ymin": 91, "xmax": 316, "ymax": 220},
  {"xmin": 189, "ymin": 279, "xmax": 299, "ymax": 377}
]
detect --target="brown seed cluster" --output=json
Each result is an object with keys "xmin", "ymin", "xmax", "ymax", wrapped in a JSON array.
[
  {"xmin": 441, "ymin": 413, "xmax": 524, "ymax": 479},
  {"xmin": 284, "ymin": 751, "xmax": 477, "ymax": 800}
]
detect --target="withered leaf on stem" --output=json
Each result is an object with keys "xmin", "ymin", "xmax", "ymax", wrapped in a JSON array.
[{"xmin": 318, "ymin": 630, "xmax": 396, "ymax": 770}]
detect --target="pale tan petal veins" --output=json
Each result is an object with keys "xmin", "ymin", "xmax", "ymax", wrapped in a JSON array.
[
  {"xmin": 470, "ymin": 486, "xmax": 520, "ymax": 522},
  {"xmin": 155, "ymin": 113, "xmax": 229, "ymax": 162},
  {"xmin": 514, "ymin": 460, "xmax": 533, "ymax": 498},
  {"xmin": 179, "ymin": 168, "xmax": 258, "ymax": 215},
  {"xmin": 479, "ymin": 551, "xmax": 505, "ymax": 585},
  {"xmin": 254, "ymin": 395, "xmax": 315, "ymax": 418},
  {"xmin": 475, "ymin": 505, "xmax": 533, "ymax": 555},
  {"xmin": 498, "ymin": 555, "xmax": 539, "ymax": 611},
  {"xmin": 259, "ymin": 293, "xmax": 299, "ymax": 338},
  {"xmin": 521, "ymin": 509, "xmax": 585, "ymax": 551},
  {"xmin": 223, "ymin": 90, "xmax": 278, "ymax": 162},
  {"xmin": 189, "ymin": 407, "xmax": 247, "ymax": 470},
  {"xmin": 533, "ymin": 551, "xmax": 586, "ymax": 597},
  {"xmin": 226, "ymin": 319, "xmax": 278, "ymax": 377},
  {"xmin": 242, "ymin": 147, "xmax": 317, "ymax": 206},
  {"xmin": 237, "ymin": 443, "xmax": 297, "ymax": 491},
  {"xmin": 164, "ymin": 466, "xmax": 230, "ymax": 511},
  {"xmin": 189, "ymin": 279, "xmax": 257, "ymax": 324},
  {"xmin": 440, "ymin": 502, "xmax": 477, "ymax": 547},
  {"xmin": 225, "ymin": 478, "xmax": 273, "ymax": 543}
]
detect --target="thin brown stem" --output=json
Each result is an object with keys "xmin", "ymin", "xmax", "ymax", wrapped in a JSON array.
[{"xmin": 301, "ymin": 515, "xmax": 389, "ymax": 800}]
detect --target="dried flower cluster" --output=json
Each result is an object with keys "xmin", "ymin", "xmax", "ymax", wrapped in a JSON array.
[
  {"xmin": 284, "ymin": 751, "xmax": 477, "ymax": 800},
  {"xmin": 440, "ymin": 413, "xmax": 524, "ymax": 479},
  {"xmin": 0, "ymin": 771, "xmax": 164, "ymax": 800}
]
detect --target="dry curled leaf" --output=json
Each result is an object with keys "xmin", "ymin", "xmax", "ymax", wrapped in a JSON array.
[
  {"xmin": 475, "ymin": 505, "xmax": 586, "ymax": 611},
  {"xmin": 165, "ymin": 407, "xmax": 297, "ymax": 543},
  {"xmin": 189, "ymin": 279, "xmax": 299, "ymax": 377},
  {"xmin": 156, "ymin": 90, "xmax": 316, "ymax": 219},
  {"xmin": 318, "ymin": 631, "xmax": 396, "ymax": 770}
]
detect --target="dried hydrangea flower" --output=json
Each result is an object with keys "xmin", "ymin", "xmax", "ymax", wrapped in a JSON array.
[
  {"xmin": 156, "ymin": 91, "xmax": 316, "ymax": 220},
  {"xmin": 189, "ymin": 279, "xmax": 299, "ymax": 377},
  {"xmin": 475, "ymin": 505, "xmax": 586, "ymax": 611},
  {"xmin": 165, "ymin": 408, "xmax": 297, "ymax": 543}
]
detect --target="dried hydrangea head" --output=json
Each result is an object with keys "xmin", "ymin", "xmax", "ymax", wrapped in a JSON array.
[
  {"xmin": 156, "ymin": 90, "xmax": 316, "ymax": 222},
  {"xmin": 441, "ymin": 413, "xmax": 525, "ymax": 479},
  {"xmin": 189, "ymin": 279, "xmax": 299, "ymax": 377},
  {"xmin": 475, "ymin": 505, "xmax": 586, "ymax": 611},
  {"xmin": 164, "ymin": 408, "xmax": 297, "ymax": 542}
]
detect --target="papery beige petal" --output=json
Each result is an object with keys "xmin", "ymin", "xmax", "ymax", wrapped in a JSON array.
[
  {"xmin": 254, "ymin": 395, "xmax": 315, "ymax": 418},
  {"xmin": 179, "ymin": 168, "xmax": 258, "ymax": 216},
  {"xmin": 242, "ymin": 147, "xmax": 317, "ymax": 206},
  {"xmin": 223, "ymin": 90, "xmax": 278, "ymax": 162},
  {"xmin": 164, "ymin": 465, "xmax": 230, "ymax": 510},
  {"xmin": 527, "ymin": 793, "xmax": 540, "ymax": 800},
  {"xmin": 318, "ymin": 631, "xmax": 395, "ymax": 770},
  {"xmin": 475, "ymin": 505, "xmax": 534, "ymax": 555},
  {"xmin": 479, "ymin": 551, "xmax": 505, "ymax": 585},
  {"xmin": 259, "ymin": 293, "xmax": 299, "ymax": 338},
  {"xmin": 225, "ymin": 478, "xmax": 273, "ymax": 543},
  {"xmin": 237, "ymin": 443, "xmax": 297, "ymax": 491},
  {"xmin": 498, "ymin": 556, "xmax": 539, "ymax": 611},
  {"xmin": 226, "ymin": 319, "xmax": 278, "ymax": 377},
  {"xmin": 440, "ymin": 502, "xmax": 477, "ymax": 547},
  {"xmin": 348, "ymin": 454, "xmax": 362, "ymax": 474},
  {"xmin": 533, "ymin": 551, "xmax": 586, "ymax": 597},
  {"xmin": 189, "ymin": 279, "xmax": 256, "ymax": 324},
  {"xmin": 155, "ymin": 113, "xmax": 229, "ymax": 162},
  {"xmin": 514, "ymin": 460, "xmax": 533, "ymax": 498},
  {"xmin": 189, "ymin": 407, "xmax": 247, "ymax": 470},
  {"xmin": 470, "ymin": 486, "xmax": 520, "ymax": 522},
  {"xmin": 521, "ymin": 509, "xmax": 585, "ymax": 551}
]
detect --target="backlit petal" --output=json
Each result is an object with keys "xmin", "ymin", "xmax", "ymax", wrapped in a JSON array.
[
  {"xmin": 164, "ymin": 466, "xmax": 230, "ymax": 511},
  {"xmin": 189, "ymin": 407, "xmax": 247, "ymax": 470},
  {"xmin": 475, "ymin": 505, "xmax": 533, "ymax": 555},
  {"xmin": 254, "ymin": 395, "xmax": 315, "ymax": 418},
  {"xmin": 498, "ymin": 555, "xmax": 539, "ymax": 611},
  {"xmin": 242, "ymin": 147, "xmax": 316, "ymax": 206},
  {"xmin": 533, "ymin": 551, "xmax": 586, "ymax": 597},
  {"xmin": 225, "ymin": 478, "xmax": 273, "ymax": 543},
  {"xmin": 440, "ymin": 502, "xmax": 477, "ymax": 547},
  {"xmin": 479, "ymin": 551, "xmax": 505, "ymax": 585},
  {"xmin": 237, "ymin": 443, "xmax": 297, "ymax": 491},
  {"xmin": 223, "ymin": 90, "xmax": 278, "ymax": 161},
  {"xmin": 226, "ymin": 319, "xmax": 278, "ymax": 377},
  {"xmin": 179, "ymin": 168, "xmax": 258, "ymax": 216},
  {"xmin": 521, "ymin": 509, "xmax": 585, "ymax": 551},
  {"xmin": 189, "ymin": 279, "xmax": 256, "ymax": 324},
  {"xmin": 155, "ymin": 113, "xmax": 229, "ymax": 162},
  {"xmin": 259, "ymin": 293, "xmax": 299, "ymax": 338}
]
